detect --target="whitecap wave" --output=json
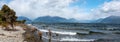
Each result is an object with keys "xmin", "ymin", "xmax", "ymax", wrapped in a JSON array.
[
  {"xmin": 42, "ymin": 36, "xmax": 96, "ymax": 42},
  {"xmin": 60, "ymin": 37, "xmax": 95, "ymax": 41},
  {"xmin": 52, "ymin": 31, "xmax": 76, "ymax": 35},
  {"xmin": 39, "ymin": 29, "xmax": 48, "ymax": 32},
  {"xmin": 42, "ymin": 36, "xmax": 59, "ymax": 41},
  {"xmin": 39, "ymin": 29, "xmax": 76, "ymax": 35}
]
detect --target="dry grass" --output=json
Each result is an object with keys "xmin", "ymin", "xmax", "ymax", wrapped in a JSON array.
[{"xmin": 22, "ymin": 25, "xmax": 43, "ymax": 42}]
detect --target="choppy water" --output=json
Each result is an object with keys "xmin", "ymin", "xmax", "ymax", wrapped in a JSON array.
[{"xmin": 32, "ymin": 23, "xmax": 120, "ymax": 42}]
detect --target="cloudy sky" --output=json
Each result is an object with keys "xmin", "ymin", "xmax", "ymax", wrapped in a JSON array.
[{"xmin": 0, "ymin": 0, "xmax": 120, "ymax": 20}]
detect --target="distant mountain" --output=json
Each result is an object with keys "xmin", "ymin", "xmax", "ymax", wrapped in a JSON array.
[
  {"xmin": 17, "ymin": 16, "xmax": 120, "ymax": 24},
  {"xmin": 100, "ymin": 16, "xmax": 120, "ymax": 24},
  {"xmin": 17, "ymin": 16, "xmax": 31, "ymax": 23},
  {"xmin": 68, "ymin": 18, "xmax": 79, "ymax": 22},
  {"xmin": 33, "ymin": 16, "xmax": 77, "ymax": 23},
  {"xmin": 78, "ymin": 20, "xmax": 97, "ymax": 23},
  {"xmin": 92, "ymin": 18, "xmax": 104, "ymax": 23}
]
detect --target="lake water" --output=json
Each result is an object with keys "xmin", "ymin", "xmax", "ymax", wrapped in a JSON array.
[{"xmin": 32, "ymin": 23, "xmax": 120, "ymax": 42}]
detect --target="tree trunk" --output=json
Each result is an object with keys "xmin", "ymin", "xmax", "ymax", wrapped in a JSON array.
[{"xmin": 10, "ymin": 22, "xmax": 14, "ymax": 29}]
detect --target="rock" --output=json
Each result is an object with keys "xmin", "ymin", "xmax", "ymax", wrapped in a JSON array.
[
  {"xmin": 30, "ymin": 28, "xmax": 37, "ymax": 32},
  {"xmin": 37, "ymin": 31, "xmax": 42, "ymax": 39}
]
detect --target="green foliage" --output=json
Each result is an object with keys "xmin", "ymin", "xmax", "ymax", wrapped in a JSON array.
[
  {"xmin": 0, "ymin": 11, "xmax": 4, "ymax": 24},
  {"xmin": 1, "ymin": 4, "xmax": 11, "ymax": 13},
  {"xmin": 0, "ymin": 4, "xmax": 19, "ymax": 30},
  {"xmin": 0, "ymin": 4, "xmax": 26, "ymax": 30},
  {"xmin": 17, "ymin": 20, "xmax": 26, "ymax": 23},
  {"xmin": 0, "ymin": 18, "xmax": 2, "ymax": 24},
  {"xmin": 1, "ymin": 4, "xmax": 15, "ymax": 29},
  {"xmin": 1, "ymin": 5, "xmax": 17, "ymax": 23},
  {"xmin": 22, "ymin": 20, "xmax": 26, "ymax": 23}
]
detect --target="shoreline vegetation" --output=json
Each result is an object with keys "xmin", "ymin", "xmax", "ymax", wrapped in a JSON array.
[
  {"xmin": 0, "ymin": 4, "xmax": 43, "ymax": 42},
  {"xmin": 23, "ymin": 24, "xmax": 43, "ymax": 42}
]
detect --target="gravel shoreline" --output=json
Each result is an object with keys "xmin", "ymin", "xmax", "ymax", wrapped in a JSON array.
[
  {"xmin": 0, "ymin": 24, "xmax": 43, "ymax": 42},
  {"xmin": 0, "ymin": 26, "xmax": 26, "ymax": 42}
]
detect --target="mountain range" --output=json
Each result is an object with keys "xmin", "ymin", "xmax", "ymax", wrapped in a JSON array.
[
  {"xmin": 33, "ymin": 16, "xmax": 78, "ymax": 23},
  {"xmin": 99, "ymin": 16, "xmax": 120, "ymax": 24},
  {"xmin": 17, "ymin": 16, "xmax": 120, "ymax": 24}
]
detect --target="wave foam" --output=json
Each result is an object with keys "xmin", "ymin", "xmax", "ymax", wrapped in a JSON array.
[
  {"xmin": 39, "ymin": 29, "xmax": 76, "ymax": 35},
  {"xmin": 42, "ymin": 36, "xmax": 95, "ymax": 42},
  {"xmin": 60, "ymin": 37, "xmax": 95, "ymax": 41}
]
